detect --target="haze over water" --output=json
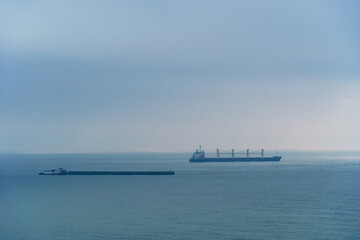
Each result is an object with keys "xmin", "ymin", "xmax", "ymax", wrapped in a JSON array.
[{"xmin": 1, "ymin": 152, "xmax": 360, "ymax": 239}]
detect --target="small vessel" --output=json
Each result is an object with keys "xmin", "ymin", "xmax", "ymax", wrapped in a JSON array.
[
  {"xmin": 189, "ymin": 146, "xmax": 281, "ymax": 162},
  {"xmin": 39, "ymin": 168, "xmax": 175, "ymax": 175},
  {"xmin": 39, "ymin": 168, "xmax": 68, "ymax": 175}
]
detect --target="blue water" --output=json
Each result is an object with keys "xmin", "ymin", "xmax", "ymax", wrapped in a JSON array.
[{"xmin": 1, "ymin": 152, "xmax": 360, "ymax": 239}]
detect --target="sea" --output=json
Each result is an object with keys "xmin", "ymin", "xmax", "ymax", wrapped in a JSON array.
[{"xmin": 1, "ymin": 151, "xmax": 360, "ymax": 240}]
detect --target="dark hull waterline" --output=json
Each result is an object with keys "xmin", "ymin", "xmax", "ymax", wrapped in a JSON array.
[{"xmin": 189, "ymin": 156, "xmax": 281, "ymax": 162}]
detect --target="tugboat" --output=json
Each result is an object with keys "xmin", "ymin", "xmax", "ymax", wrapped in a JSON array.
[{"xmin": 39, "ymin": 168, "xmax": 68, "ymax": 175}]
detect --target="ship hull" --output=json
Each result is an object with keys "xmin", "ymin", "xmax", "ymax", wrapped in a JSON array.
[{"xmin": 189, "ymin": 156, "xmax": 281, "ymax": 162}]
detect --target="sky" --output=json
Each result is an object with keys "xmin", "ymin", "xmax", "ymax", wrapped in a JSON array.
[{"xmin": 1, "ymin": 0, "xmax": 360, "ymax": 153}]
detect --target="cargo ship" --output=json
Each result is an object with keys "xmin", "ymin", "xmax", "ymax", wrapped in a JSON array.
[
  {"xmin": 39, "ymin": 168, "xmax": 175, "ymax": 175},
  {"xmin": 189, "ymin": 146, "xmax": 281, "ymax": 162}
]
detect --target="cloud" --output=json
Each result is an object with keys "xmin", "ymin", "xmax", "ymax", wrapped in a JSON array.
[{"xmin": 1, "ymin": 0, "xmax": 359, "ymax": 77}]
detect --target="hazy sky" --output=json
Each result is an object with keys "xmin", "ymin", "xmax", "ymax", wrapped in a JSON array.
[{"xmin": 1, "ymin": 0, "xmax": 360, "ymax": 152}]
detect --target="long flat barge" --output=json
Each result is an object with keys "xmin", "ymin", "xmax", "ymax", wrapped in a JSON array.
[
  {"xmin": 39, "ymin": 168, "xmax": 174, "ymax": 175},
  {"xmin": 68, "ymin": 171, "xmax": 175, "ymax": 175}
]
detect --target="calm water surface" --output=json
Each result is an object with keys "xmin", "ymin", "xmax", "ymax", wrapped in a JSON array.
[{"xmin": 1, "ymin": 152, "xmax": 360, "ymax": 239}]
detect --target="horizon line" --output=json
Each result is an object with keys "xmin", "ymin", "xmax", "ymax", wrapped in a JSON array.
[{"xmin": 1, "ymin": 148, "xmax": 360, "ymax": 154}]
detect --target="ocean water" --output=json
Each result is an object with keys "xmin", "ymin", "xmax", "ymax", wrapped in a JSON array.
[{"xmin": 1, "ymin": 152, "xmax": 360, "ymax": 240}]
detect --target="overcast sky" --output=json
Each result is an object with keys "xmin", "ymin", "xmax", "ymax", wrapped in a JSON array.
[{"xmin": 1, "ymin": 0, "xmax": 360, "ymax": 153}]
